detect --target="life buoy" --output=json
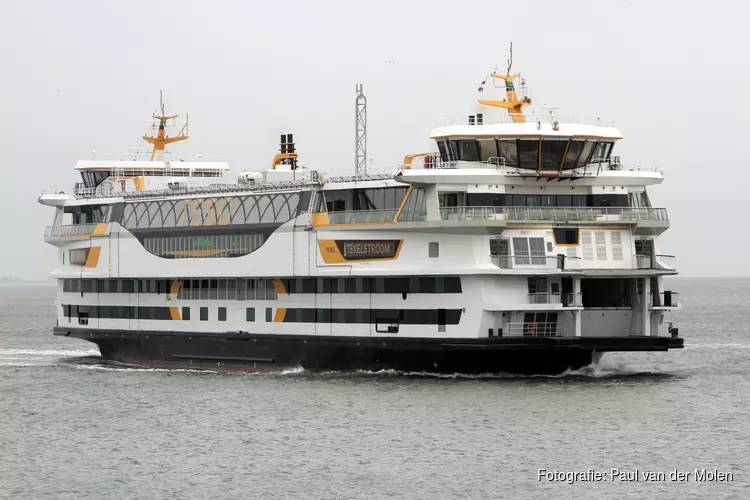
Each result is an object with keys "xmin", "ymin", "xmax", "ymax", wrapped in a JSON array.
[{"xmin": 527, "ymin": 322, "xmax": 537, "ymax": 335}]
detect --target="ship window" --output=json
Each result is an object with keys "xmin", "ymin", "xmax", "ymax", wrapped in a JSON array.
[
  {"xmin": 472, "ymin": 139, "xmax": 495, "ymax": 162},
  {"xmin": 246, "ymin": 307, "xmax": 255, "ymax": 322},
  {"xmin": 458, "ymin": 140, "xmax": 480, "ymax": 162},
  {"xmin": 518, "ymin": 139, "xmax": 539, "ymax": 170},
  {"xmin": 437, "ymin": 141, "xmax": 449, "ymax": 161},
  {"xmin": 541, "ymin": 195, "xmax": 556, "ymax": 207},
  {"xmin": 448, "ymin": 141, "xmax": 459, "ymax": 161},
  {"xmin": 541, "ymin": 139, "xmax": 568, "ymax": 170},
  {"xmin": 556, "ymin": 195, "xmax": 572, "ymax": 207},
  {"xmin": 526, "ymin": 195, "xmax": 541, "ymax": 207},
  {"xmin": 553, "ymin": 228, "xmax": 579, "ymax": 245},
  {"xmin": 218, "ymin": 307, "xmax": 227, "ymax": 321},
  {"xmin": 577, "ymin": 141, "xmax": 596, "ymax": 167},
  {"xmin": 591, "ymin": 142, "xmax": 614, "ymax": 163},
  {"xmin": 69, "ymin": 249, "xmax": 89, "ymax": 266},
  {"xmin": 265, "ymin": 308, "xmax": 272, "ymax": 322},
  {"xmin": 200, "ymin": 307, "xmax": 208, "ymax": 321},
  {"xmin": 562, "ymin": 141, "xmax": 584, "ymax": 170},
  {"xmin": 182, "ymin": 307, "xmax": 190, "ymax": 321},
  {"xmin": 497, "ymin": 139, "xmax": 519, "ymax": 168},
  {"xmin": 397, "ymin": 187, "xmax": 426, "ymax": 222}
]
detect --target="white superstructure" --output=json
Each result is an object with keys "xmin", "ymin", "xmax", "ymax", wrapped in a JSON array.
[{"xmin": 39, "ymin": 68, "xmax": 682, "ymax": 374}]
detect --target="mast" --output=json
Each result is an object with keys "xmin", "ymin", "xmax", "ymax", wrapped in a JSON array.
[
  {"xmin": 142, "ymin": 91, "xmax": 189, "ymax": 160},
  {"xmin": 477, "ymin": 43, "xmax": 532, "ymax": 123},
  {"xmin": 355, "ymin": 84, "xmax": 367, "ymax": 176}
]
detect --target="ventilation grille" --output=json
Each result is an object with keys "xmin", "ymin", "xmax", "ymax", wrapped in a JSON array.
[
  {"xmin": 611, "ymin": 231, "xmax": 624, "ymax": 261},
  {"xmin": 428, "ymin": 242, "xmax": 439, "ymax": 258}
]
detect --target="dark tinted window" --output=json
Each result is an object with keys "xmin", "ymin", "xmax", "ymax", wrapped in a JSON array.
[
  {"xmin": 458, "ymin": 140, "xmax": 480, "ymax": 162},
  {"xmin": 553, "ymin": 228, "xmax": 579, "ymax": 245},
  {"xmin": 182, "ymin": 307, "xmax": 190, "ymax": 321},
  {"xmin": 518, "ymin": 139, "xmax": 539, "ymax": 170},
  {"xmin": 541, "ymin": 140, "xmax": 568, "ymax": 170},
  {"xmin": 497, "ymin": 140, "xmax": 519, "ymax": 168},
  {"xmin": 218, "ymin": 307, "xmax": 227, "ymax": 321},
  {"xmin": 562, "ymin": 141, "xmax": 584, "ymax": 170}
]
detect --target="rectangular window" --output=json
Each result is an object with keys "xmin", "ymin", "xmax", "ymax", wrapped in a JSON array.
[
  {"xmin": 246, "ymin": 307, "xmax": 255, "ymax": 322},
  {"xmin": 69, "ymin": 248, "xmax": 89, "ymax": 265},
  {"xmin": 200, "ymin": 307, "xmax": 208, "ymax": 321},
  {"xmin": 182, "ymin": 307, "xmax": 190, "ymax": 320},
  {"xmin": 218, "ymin": 307, "xmax": 227, "ymax": 321},
  {"xmin": 529, "ymin": 238, "xmax": 546, "ymax": 265},
  {"xmin": 478, "ymin": 139, "xmax": 499, "ymax": 162},
  {"xmin": 553, "ymin": 228, "xmax": 579, "ymax": 245},
  {"xmin": 541, "ymin": 139, "xmax": 567, "ymax": 170},
  {"xmin": 513, "ymin": 237, "xmax": 530, "ymax": 265},
  {"xmin": 458, "ymin": 140, "xmax": 480, "ymax": 162},
  {"xmin": 265, "ymin": 307, "xmax": 272, "ymax": 322},
  {"xmin": 497, "ymin": 139, "xmax": 519, "ymax": 168},
  {"xmin": 518, "ymin": 139, "xmax": 539, "ymax": 170}
]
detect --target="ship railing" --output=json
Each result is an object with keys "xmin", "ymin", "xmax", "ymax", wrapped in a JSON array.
[
  {"xmin": 503, "ymin": 322, "xmax": 569, "ymax": 338},
  {"xmin": 440, "ymin": 206, "xmax": 669, "ymax": 222},
  {"xmin": 46, "ymin": 223, "xmax": 100, "ymax": 237},
  {"xmin": 528, "ymin": 292, "xmax": 582, "ymax": 307},
  {"xmin": 433, "ymin": 116, "xmax": 616, "ymax": 127},
  {"xmin": 655, "ymin": 291, "xmax": 680, "ymax": 308},
  {"xmin": 327, "ymin": 210, "xmax": 399, "ymax": 224},
  {"xmin": 491, "ymin": 255, "xmax": 582, "ymax": 271},
  {"xmin": 635, "ymin": 254, "xmax": 652, "ymax": 269},
  {"xmin": 654, "ymin": 254, "xmax": 676, "ymax": 270}
]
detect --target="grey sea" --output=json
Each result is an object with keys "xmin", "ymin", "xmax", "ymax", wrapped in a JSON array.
[{"xmin": 1, "ymin": 279, "xmax": 748, "ymax": 500}]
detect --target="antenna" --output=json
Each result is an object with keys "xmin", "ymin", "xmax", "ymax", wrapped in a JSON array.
[
  {"xmin": 355, "ymin": 84, "xmax": 367, "ymax": 176},
  {"xmin": 507, "ymin": 42, "xmax": 513, "ymax": 74}
]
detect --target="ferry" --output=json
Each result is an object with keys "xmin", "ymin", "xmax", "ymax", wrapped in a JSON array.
[{"xmin": 39, "ymin": 60, "xmax": 683, "ymax": 374}]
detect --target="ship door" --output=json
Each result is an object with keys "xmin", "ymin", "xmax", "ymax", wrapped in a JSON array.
[{"xmin": 561, "ymin": 277, "xmax": 573, "ymax": 307}]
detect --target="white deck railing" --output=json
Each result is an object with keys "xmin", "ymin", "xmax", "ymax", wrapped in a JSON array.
[
  {"xmin": 504, "ymin": 322, "xmax": 569, "ymax": 337},
  {"xmin": 528, "ymin": 292, "xmax": 582, "ymax": 307},
  {"xmin": 440, "ymin": 206, "xmax": 669, "ymax": 222}
]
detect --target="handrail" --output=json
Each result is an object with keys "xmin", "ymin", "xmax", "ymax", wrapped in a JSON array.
[
  {"xmin": 528, "ymin": 292, "xmax": 582, "ymax": 307},
  {"xmin": 504, "ymin": 322, "xmax": 568, "ymax": 337},
  {"xmin": 434, "ymin": 116, "xmax": 616, "ymax": 127},
  {"xmin": 440, "ymin": 206, "xmax": 669, "ymax": 222},
  {"xmin": 491, "ymin": 255, "xmax": 582, "ymax": 270},
  {"xmin": 327, "ymin": 209, "xmax": 399, "ymax": 224},
  {"xmin": 45, "ymin": 223, "xmax": 99, "ymax": 237}
]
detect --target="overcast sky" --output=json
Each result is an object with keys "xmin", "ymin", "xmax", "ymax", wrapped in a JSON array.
[{"xmin": 1, "ymin": 0, "xmax": 746, "ymax": 278}]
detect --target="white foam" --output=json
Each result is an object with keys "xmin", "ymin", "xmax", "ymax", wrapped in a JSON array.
[
  {"xmin": 0, "ymin": 348, "xmax": 100, "ymax": 357},
  {"xmin": 685, "ymin": 343, "xmax": 750, "ymax": 349}
]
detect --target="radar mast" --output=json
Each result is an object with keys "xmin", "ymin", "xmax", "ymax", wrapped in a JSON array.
[
  {"xmin": 477, "ymin": 43, "xmax": 532, "ymax": 123},
  {"xmin": 142, "ymin": 91, "xmax": 189, "ymax": 160}
]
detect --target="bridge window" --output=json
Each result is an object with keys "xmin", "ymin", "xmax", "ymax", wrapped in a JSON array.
[
  {"xmin": 497, "ymin": 139, "xmax": 519, "ymax": 168},
  {"xmin": 458, "ymin": 140, "xmax": 480, "ymax": 162},
  {"xmin": 577, "ymin": 141, "xmax": 596, "ymax": 167},
  {"xmin": 518, "ymin": 139, "xmax": 539, "ymax": 170},
  {"xmin": 562, "ymin": 141, "xmax": 584, "ymax": 170},
  {"xmin": 591, "ymin": 142, "xmax": 614, "ymax": 163},
  {"xmin": 541, "ymin": 139, "xmax": 568, "ymax": 170},
  {"xmin": 478, "ymin": 139, "xmax": 499, "ymax": 162},
  {"xmin": 437, "ymin": 141, "xmax": 449, "ymax": 161}
]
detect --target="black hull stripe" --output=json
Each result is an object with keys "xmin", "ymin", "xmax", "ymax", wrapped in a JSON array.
[{"xmin": 62, "ymin": 305, "xmax": 462, "ymax": 325}]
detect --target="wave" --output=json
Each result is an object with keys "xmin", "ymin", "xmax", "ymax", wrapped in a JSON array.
[
  {"xmin": 0, "ymin": 348, "xmax": 100, "ymax": 357},
  {"xmin": 685, "ymin": 343, "xmax": 750, "ymax": 349}
]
